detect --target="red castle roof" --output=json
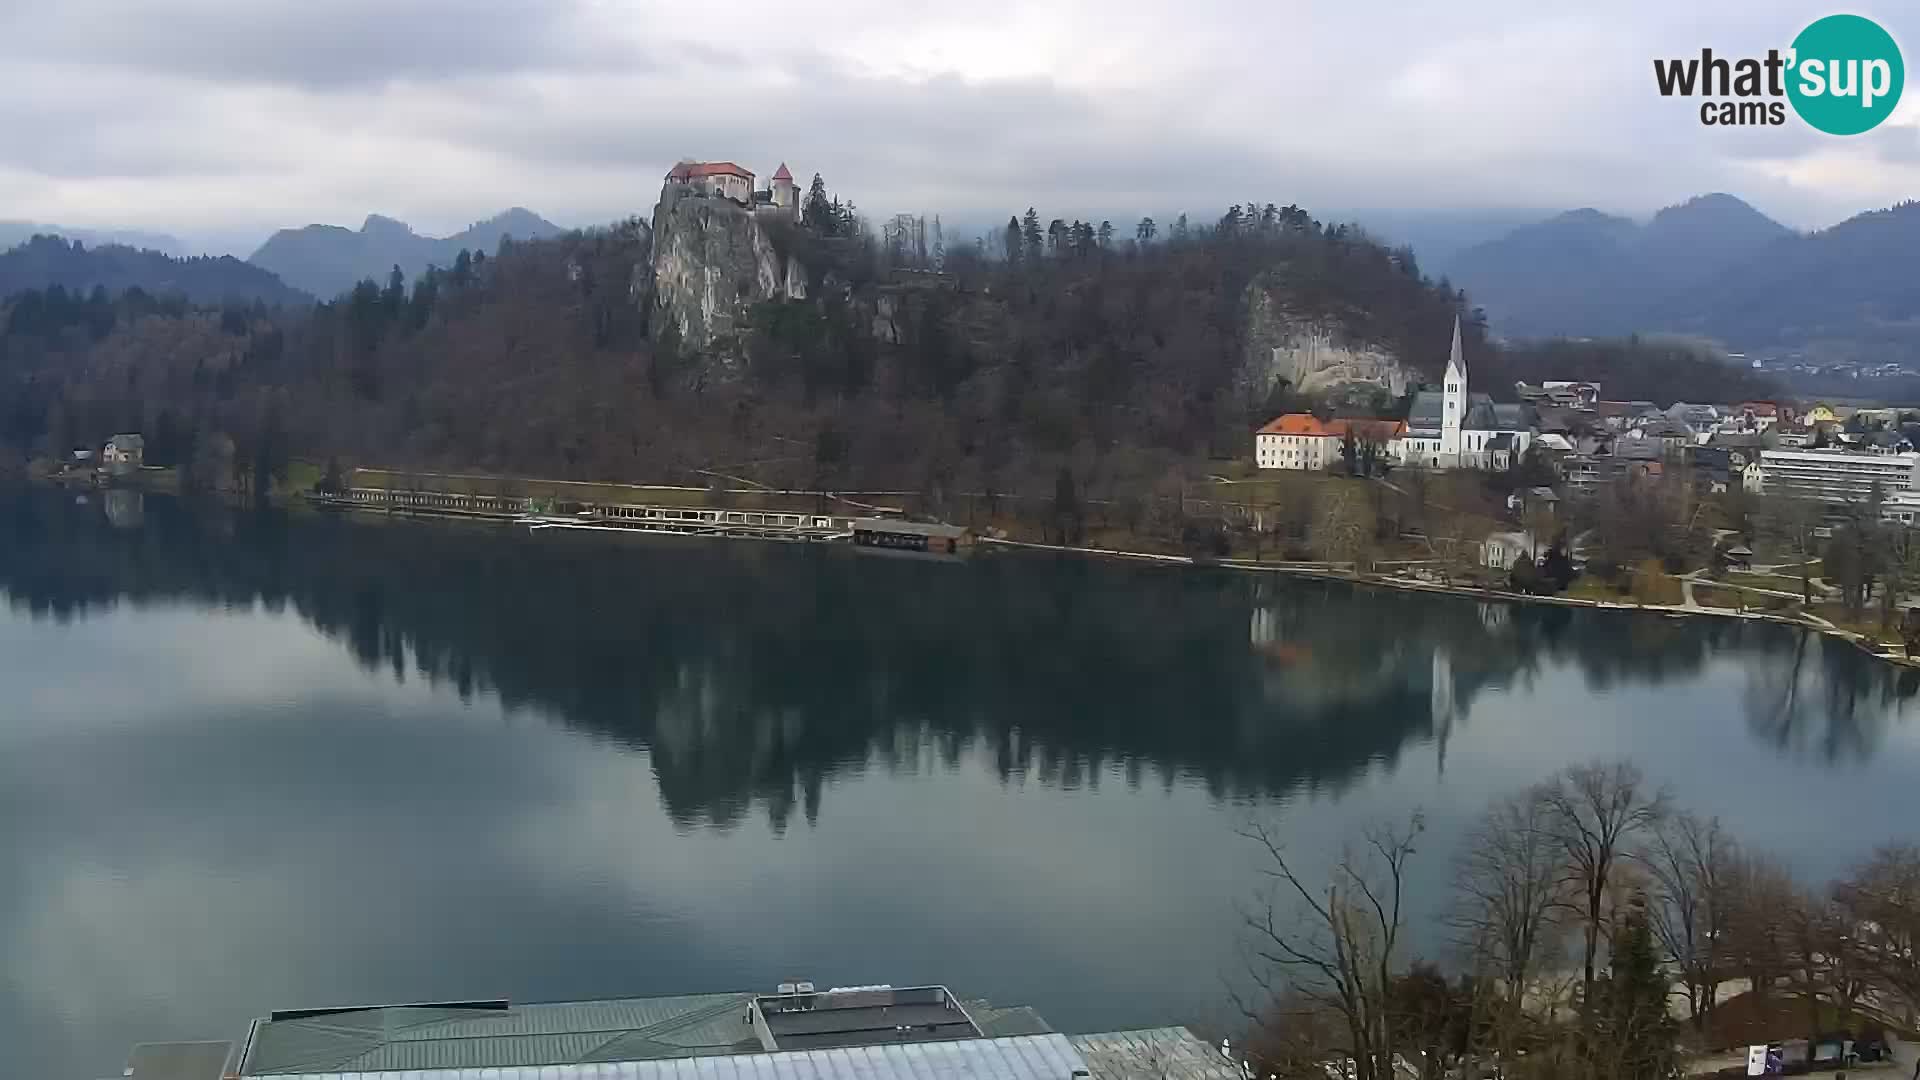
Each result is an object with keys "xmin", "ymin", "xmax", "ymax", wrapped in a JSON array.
[
  {"xmin": 665, "ymin": 161, "xmax": 754, "ymax": 182},
  {"xmin": 772, "ymin": 162, "xmax": 793, "ymax": 181}
]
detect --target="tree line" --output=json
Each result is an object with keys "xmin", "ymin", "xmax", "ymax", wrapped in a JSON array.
[{"xmin": 1, "ymin": 185, "xmax": 1775, "ymax": 531}]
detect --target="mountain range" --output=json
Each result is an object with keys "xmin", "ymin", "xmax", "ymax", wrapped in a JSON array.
[
  {"xmin": 0, "ymin": 221, "xmax": 184, "ymax": 257},
  {"xmin": 1444, "ymin": 194, "xmax": 1794, "ymax": 339},
  {"xmin": 249, "ymin": 208, "xmax": 565, "ymax": 298},
  {"xmin": 0, "ymin": 234, "xmax": 308, "ymax": 307},
  {"xmin": 1444, "ymin": 194, "xmax": 1920, "ymax": 360}
]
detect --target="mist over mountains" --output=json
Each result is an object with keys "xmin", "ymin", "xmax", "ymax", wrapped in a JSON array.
[{"xmin": 249, "ymin": 208, "xmax": 565, "ymax": 298}]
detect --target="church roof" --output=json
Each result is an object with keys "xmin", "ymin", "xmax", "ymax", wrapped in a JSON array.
[
  {"xmin": 772, "ymin": 162, "xmax": 793, "ymax": 181},
  {"xmin": 1463, "ymin": 401, "xmax": 1535, "ymax": 432},
  {"xmin": 1407, "ymin": 391, "xmax": 1444, "ymax": 431}
]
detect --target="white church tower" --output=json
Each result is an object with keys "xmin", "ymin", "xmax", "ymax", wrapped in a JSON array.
[{"xmin": 1439, "ymin": 314, "xmax": 1466, "ymax": 464}]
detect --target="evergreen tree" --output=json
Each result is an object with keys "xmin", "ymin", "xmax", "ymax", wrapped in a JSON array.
[
  {"xmin": 1021, "ymin": 208, "xmax": 1043, "ymax": 261},
  {"xmin": 1046, "ymin": 218, "xmax": 1066, "ymax": 258},
  {"xmin": 803, "ymin": 174, "xmax": 837, "ymax": 234},
  {"xmin": 1004, "ymin": 216, "xmax": 1023, "ymax": 265},
  {"xmin": 1136, "ymin": 217, "xmax": 1156, "ymax": 244},
  {"xmin": 451, "ymin": 249, "xmax": 473, "ymax": 287},
  {"xmin": 1097, "ymin": 220, "xmax": 1114, "ymax": 249},
  {"xmin": 382, "ymin": 265, "xmax": 406, "ymax": 320},
  {"xmin": 1595, "ymin": 897, "xmax": 1677, "ymax": 1080}
]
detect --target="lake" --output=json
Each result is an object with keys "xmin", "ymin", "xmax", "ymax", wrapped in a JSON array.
[{"xmin": 4, "ymin": 488, "xmax": 1918, "ymax": 1079}]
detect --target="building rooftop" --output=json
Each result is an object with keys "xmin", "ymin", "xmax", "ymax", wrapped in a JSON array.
[
  {"xmin": 245, "ymin": 1031, "xmax": 1093, "ymax": 1080},
  {"xmin": 666, "ymin": 161, "xmax": 754, "ymax": 181},
  {"xmin": 1256, "ymin": 413, "xmax": 1332, "ymax": 437},
  {"xmin": 1069, "ymin": 1028, "xmax": 1241, "ymax": 1080},
  {"xmin": 239, "ymin": 989, "xmax": 1064, "ymax": 1076},
  {"xmin": 239, "ymin": 994, "xmax": 763, "ymax": 1075},
  {"xmin": 753, "ymin": 986, "xmax": 980, "ymax": 1051},
  {"xmin": 850, "ymin": 518, "xmax": 968, "ymax": 540}
]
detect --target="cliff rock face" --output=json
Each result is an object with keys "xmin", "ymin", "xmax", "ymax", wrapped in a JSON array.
[
  {"xmin": 1244, "ymin": 281, "xmax": 1418, "ymax": 403},
  {"xmin": 645, "ymin": 184, "xmax": 807, "ymax": 370}
]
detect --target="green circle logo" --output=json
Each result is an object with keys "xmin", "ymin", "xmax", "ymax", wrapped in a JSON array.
[{"xmin": 1787, "ymin": 14, "xmax": 1904, "ymax": 135}]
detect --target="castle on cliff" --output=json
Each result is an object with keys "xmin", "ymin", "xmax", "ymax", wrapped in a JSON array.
[{"xmin": 663, "ymin": 160, "xmax": 799, "ymax": 218}]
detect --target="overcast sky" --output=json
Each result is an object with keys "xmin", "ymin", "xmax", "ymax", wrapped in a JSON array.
[{"xmin": 1, "ymin": 0, "xmax": 1916, "ymax": 254}]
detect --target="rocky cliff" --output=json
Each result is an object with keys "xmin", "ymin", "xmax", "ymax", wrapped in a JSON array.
[
  {"xmin": 1244, "ymin": 278, "xmax": 1420, "ymax": 405},
  {"xmin": 644, "ymin": 184, "xmax": 807, "ymax": 371}
]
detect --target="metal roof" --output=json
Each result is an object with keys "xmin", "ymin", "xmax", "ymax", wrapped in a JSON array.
[
  {"xmin": 244, "ymin": 1031, "xmax": 1090, "ymax": 1080},
  {"xmin": 850, "ymin": 518, "xmax": 967, "ymax": 539},
  {"xmin": 1068, "ymin": 1028, "xmax": 1240, "ymax": 1080},
  {"xmin": 242, "ymin": 993, "xmax": 761, "ymax": 1075}
]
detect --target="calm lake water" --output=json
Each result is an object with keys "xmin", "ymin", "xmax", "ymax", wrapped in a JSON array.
[{"xmin": 5, "ymin": 489, "xmax": 1920, "ymax": 1079}]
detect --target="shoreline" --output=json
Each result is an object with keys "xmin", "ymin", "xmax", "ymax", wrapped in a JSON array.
[
  {"xmin": 36, "ymin": 476, "xmax": 1915, "ymax": 672},
  {"xmin": 979, "ymin": 536, "xmax": 1920, "ymax": 671}
]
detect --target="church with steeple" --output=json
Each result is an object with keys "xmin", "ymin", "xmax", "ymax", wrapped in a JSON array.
[{"xmin": 1399, "ymin": 316, "xmax": 1536, "ymax": 470}]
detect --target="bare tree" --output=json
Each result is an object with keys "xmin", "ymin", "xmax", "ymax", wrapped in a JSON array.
[
  {"xmin": 1449, "ymin": 786, "xmax": 1564, "ymax": 1060},
  {"xmin": 1645, "ymin": 812, "xmax": 1737, "ymax": 1030},
  {"xmin": 1723, "ymin": 852, "xmax": 1796, "ymax": 1005},
  {"xmin": 1238, "ymin": 814, "xmax": 1424, "ymax": 1080},
  {"xmin": 1312, "ymin": 487, "xmax": 1372, "ymax": 570},
  {"xmin": 1762, "ymin": 491, "xmax": 1823, "ymax": 605},
  {"xmin": 1540, "ymin": 761, "xmax": 1668, "ymax": 1022},
  {"xmin": 1834, "ymin": 843, "xmax": 1920, "ymax": 1024}
]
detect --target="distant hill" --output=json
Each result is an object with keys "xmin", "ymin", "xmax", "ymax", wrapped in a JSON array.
[
  {"xmin": 250, "ymin": 208, "xmax": 565, "ymax": 298},
  {"xmin": 0, "ymin": 234, "xmax": 309, "ymax": 307},
  {"xmin": 1448, "ymin": 194, "xmax": 1795, "ymax": 339},
  {"xmin": 1450, "ymin": 195, "xmax": 1920, "ymax": 360},
  {"xmin": 0, "ymin": 221, "xmax": 184, "ymax": 257},
  {"xmin": 1659, "ymin": 200, "xmax": 1920, "ymax": 359}
]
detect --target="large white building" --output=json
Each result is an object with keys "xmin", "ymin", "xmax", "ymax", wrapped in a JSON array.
[{"xmin": 1752, "ymin": 448, "xmax": 1920, "ymax": 503}]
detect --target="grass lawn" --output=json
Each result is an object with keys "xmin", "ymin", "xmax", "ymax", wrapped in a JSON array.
[{"xmin": 1724, "ymin": 572, "xmax": 1819, "ymax": 596}]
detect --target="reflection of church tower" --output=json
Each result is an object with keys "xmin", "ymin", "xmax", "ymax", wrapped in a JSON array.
[
  {"xmin": 1430, "ymin": 646, "xmax": 1456, "ymax": 777},
  {"xmin": 1439, "ymin": 315, "xmax": 1465, "ymax": 465}
]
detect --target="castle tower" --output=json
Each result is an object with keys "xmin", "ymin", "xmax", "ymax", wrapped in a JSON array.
[
  {"xmin": 770, "ymin": 162, "xmax": 797, "ymax": 217},
  {"xmin": 1439, "ymin": 314, "xmax": 1466, "ymax": 463}
]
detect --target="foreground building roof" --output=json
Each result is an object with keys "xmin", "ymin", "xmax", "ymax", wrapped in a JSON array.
[
  {"xmin": 233, "ymin": 987, "xmax": 1161, "ymax": 1080},
  {"xmin": 247, "ymin": 1032, "xmax": 1093, "ymax": 1080}
]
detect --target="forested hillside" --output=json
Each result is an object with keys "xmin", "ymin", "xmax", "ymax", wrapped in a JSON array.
[
  {"xmin": 1, "ymin": 193, "xmax": 1773, "ymax": 504},
  {"xmin": 0, "ymin": 234, "xmax": 308, "ymax": 307}
]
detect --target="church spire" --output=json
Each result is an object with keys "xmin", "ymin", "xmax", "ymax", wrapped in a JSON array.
[{"xmin": 1446, "ymin": 313, "xmax": 1464, "ymax": 382}]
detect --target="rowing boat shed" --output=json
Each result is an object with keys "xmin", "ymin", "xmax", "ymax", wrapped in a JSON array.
[
  {"xmin": 224, "ymin": 983, "xmax": 1238, "ymax": 1080},
  {"xmin": 851, "ymin": 518, "xmax": 971, "ymax": 553}
]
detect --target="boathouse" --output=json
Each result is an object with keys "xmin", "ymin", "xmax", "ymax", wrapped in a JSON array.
[{"xmin": 850, "ymin": 518, "xmax": 970, "ymax": 553}]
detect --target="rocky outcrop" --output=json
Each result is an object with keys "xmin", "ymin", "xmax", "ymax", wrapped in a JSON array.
[
  {"xmin": 1244, "ymin": 280, "xmax": 1419, "ymax": 403},
  {"xmin": 643, "ymin": 184, "xmax": 807, "ymax": 372}
]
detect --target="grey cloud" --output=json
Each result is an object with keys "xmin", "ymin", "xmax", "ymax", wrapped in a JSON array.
[
  {"xmin": 0, "ymin": 0, "xmax": 634, "ymax": 90},
  {"xmin": 0, "ymin": 0, "xmax": 1910, "ymax": 249}
]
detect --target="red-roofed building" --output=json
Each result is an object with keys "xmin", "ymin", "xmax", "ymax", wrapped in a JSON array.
[
  {"xmin": 1256, "ymin": 414, "xmax": 1339, "ymax": 470},
  {"xmin": 665, "ymin": 160, "xmax": 756, "ymax": 203}
]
